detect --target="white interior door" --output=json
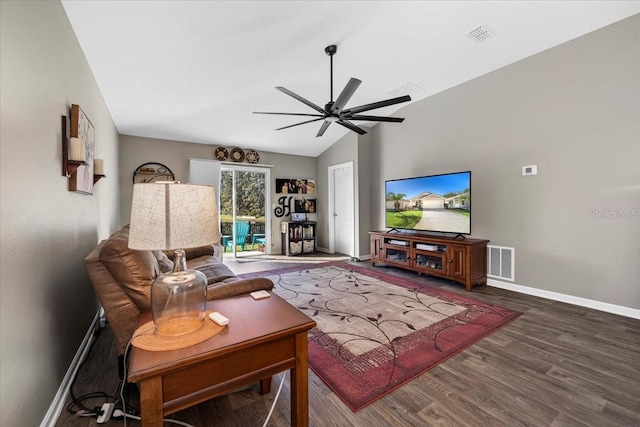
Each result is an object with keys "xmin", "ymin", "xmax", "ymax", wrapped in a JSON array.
[{"xmin": 329, "ymin": 162, "xmax": 354, "ymax": 256}]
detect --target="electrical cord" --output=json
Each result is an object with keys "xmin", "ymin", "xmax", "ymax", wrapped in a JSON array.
[
  {"xmin": 66, "ymin": 327, "xmax": 117, "ymax": 416},
  {"xmin": 262, "ymin": 371, "xmax": 287, "ymax": 427},
  {"xmin": 120, "ymin": 325, "xmax": 153, "ymax": 427},
  {"xmin": 66, "ymin": 392, "xmax": 112, "ymax": 417},
  {"xmin": 119, "ymin": 325, "xmax": 194, "ymax": 427}
]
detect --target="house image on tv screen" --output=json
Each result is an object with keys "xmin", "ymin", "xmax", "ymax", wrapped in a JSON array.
[
  {"xmin": 409, "ymin": 192, "xmax": 445, "ymax": 210},
  {"xmin": 384, "ymin": 171, "xmax": 471, "ymax": 234},
  {"xmin": 445, "ymin": 192, "xmax": 470, "ymax": 210}
]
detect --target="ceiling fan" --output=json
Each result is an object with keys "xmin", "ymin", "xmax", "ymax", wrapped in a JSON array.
[{"xmin": 254, "ymin": 45, "xmax": 411, "ymax": 137}]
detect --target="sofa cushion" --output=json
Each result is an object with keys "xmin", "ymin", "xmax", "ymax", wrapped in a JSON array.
[
  {"xmin": 187, "ymin": 255, "xmax": 238, "ymax": 284},
  {"xmin": 153, "ymin": 250, "xmax": 174, "ymax": 273},
  {"xmin": 99, "ymin": 229, "xmax": 159, "ymax": 312},
  {"xmin": 207, "ymin": 277, "xmax": 274, "ymax": 301},
  {"xmin": 164, "ymin": 245, "xmax": 214, "ymax": 261}
]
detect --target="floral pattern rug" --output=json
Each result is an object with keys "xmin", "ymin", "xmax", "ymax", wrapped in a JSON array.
[{"xmin": 242, "ymin": 261, "xmax": 521, "ymax": 411}]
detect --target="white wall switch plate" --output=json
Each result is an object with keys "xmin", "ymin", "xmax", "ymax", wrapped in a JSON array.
[{"xmin": 522, "ymin": 165, "xmax": 537, "ymax": 176}]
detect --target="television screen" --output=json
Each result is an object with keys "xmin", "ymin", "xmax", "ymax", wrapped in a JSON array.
[{"xmin": 385, "ymin": 171, "xmax": 471, "ymax": 234}]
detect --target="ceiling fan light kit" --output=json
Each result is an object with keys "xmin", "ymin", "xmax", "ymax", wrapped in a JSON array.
[{"xmin": 254, "ymin": 44, "xmax": 411, "ymax": 137}]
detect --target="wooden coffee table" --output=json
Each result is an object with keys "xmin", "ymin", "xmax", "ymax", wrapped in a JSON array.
[{"xmin": 128, "ymin": 293, "xmax": 316, "ymax": 427}]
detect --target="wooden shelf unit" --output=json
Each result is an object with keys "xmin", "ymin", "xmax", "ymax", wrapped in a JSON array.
[
  {"xmin": 370, "ymin": 231, "xmax": 489, "ymax": 292},
  {"xmin": 281, "ymin": 221, "xmax": 317, "ymax": 256}
]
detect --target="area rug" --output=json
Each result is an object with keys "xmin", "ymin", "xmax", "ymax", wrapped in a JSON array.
[{"xmin": 241, "ymin": 261, "xmax": 521, "ymax": 411}]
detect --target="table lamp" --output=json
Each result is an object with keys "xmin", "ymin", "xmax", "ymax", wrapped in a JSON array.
[{"xmin": 128, "ymin": 182, "xmax": 220, "ymax": 337}]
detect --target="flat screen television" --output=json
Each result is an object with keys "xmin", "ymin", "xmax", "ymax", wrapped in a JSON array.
[{"xmin": 385, "ymin": 171, "xmax": 471, "ymax": 235}]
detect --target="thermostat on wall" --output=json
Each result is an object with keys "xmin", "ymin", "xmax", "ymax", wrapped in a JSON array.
[{"xmin": 522, "ymin": 165, "xmax": 537, "ymax": 176}]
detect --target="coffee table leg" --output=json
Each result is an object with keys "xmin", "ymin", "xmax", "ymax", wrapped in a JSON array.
[
  {"xmin": 139, "ymin": 376, "xmax": 164, "ymax": 427},
  {"xmin": 291, "ymin": 332, "xmax": 309, "ymax": 427}
]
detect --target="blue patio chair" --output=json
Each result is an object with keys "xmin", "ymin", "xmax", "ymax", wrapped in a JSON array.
[
  {"xmin": 225, "ymin": 221, "xmax": 250, "ymax": 252},
  {"xmin": 252, "ymin": 234, "xmax": 266, "ymax": 248}
]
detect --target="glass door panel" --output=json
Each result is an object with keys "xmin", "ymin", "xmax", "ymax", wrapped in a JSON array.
[{"xmin": 220, "ymin": 167, "xmax": 270, "ymax": 258}]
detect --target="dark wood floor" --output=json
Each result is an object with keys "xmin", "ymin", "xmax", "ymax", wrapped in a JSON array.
[{"xmin": 56, "ymin": 256, "xmax": 640, "ymax": 426}]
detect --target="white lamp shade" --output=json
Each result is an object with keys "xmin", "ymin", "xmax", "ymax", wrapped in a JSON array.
[{"xmin": 128, "ymin": 183, "xmax": 221, "ymax": 250}]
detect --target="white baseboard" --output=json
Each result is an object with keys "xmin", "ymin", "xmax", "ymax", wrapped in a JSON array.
[
  {"xmin": 488, "ymin": 279, "xmax": 640, "ymax": 320},
  {"xmin": 317, "ymin": 247, "xmax": 371, "ymax": 262},
  {"xmin": 40, "ymin": 310, "xmax": 101, "ymax": 427}
]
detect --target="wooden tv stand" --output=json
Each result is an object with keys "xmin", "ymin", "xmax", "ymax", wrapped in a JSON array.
[{"xmin": 369, "ymin": 231, "xmax": 489, "ymax": 292}]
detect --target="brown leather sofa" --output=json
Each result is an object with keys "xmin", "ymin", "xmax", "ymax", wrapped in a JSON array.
[{"xmin": 85, "ymin": 225, "xmax": 274, "ymax": 358}]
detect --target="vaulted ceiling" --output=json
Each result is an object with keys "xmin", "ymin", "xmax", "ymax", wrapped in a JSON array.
[{"xmin": 62, "ymin": 1, "xmax": 640, "ymax": 157}]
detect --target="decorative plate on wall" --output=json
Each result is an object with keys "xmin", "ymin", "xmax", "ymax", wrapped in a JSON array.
[
  {"xmin": 215, "ymin": 147, "xmax": 228, "ymax": 160},
  {"xmin": 230, "ymin": 147, "xmax": 245, "ymax": 162},
  {"xmin": 246, "ymin": 150, "xmax": 260, "ymax": 164}
]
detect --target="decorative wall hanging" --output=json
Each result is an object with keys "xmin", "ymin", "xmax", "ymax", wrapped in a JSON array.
[
  {"xmin": 246, "ymin": 149, "xmax": 260, "ymax": 164},
  {"xmin": 230, "ymin": 147, "xmax": 245, "ymax": 162},
  {"xmin": 276, "ymin": 179, "xmax": 315, "ymax": 194},
  {"xmin": 61, "ymin": 104, "xmax": 105, "ymax": 193},
  {"xmin": 214, "ymin": 147, "xmax": 228, "ymax": 160},
  {"xmin": 132, "ymin": 162, "xmax": 175, "ymax": 183},
  {"xmin": 215, "ymin": 146, "xmax": 260, "ymax": 164},
  {"xmin": 274, "ymin": 196, "xmax": 293, "ymax": 218}
]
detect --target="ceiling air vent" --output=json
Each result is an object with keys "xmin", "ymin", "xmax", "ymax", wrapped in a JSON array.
[
  {"xmin": 387, "ymin": 82, "xmax": 425, "ymax": 97},
  {"xmin": 466, "ymin": 25, "xmax": 494, "ymax": 43}
]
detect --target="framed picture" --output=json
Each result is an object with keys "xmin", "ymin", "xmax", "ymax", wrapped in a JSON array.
[
  {"xmin": 276, "ymin": 178, "xmax": 315, "ymax": 195},
  {"xmin": 295, "ymin": 197, "xmax": 316, "ymax": 213},
  {"xmin": 68, "ymin": 104, "xmax": 95, "ymax": 194},
  {"xmin": 291, "ymin": 212, "xmax": 307, "ymax": 222}
]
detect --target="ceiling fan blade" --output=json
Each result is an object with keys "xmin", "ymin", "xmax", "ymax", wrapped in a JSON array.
[
  {"xmin": 342, "ymin": 95, "xmax": 411, "ymax": 115},
  {"xmin": 254, "ymin": 111, "xmax": 324, "ymax": 117},
  {"xmin": 331, "ymin": 78, "xmax": 361, "ymax": 113},
  {"xmin": 337, "ymin": 120, "xmax": 367, "ymax": 135},
  {"xmin": 275, "ymin": 117, "xmax": 324, "ymax": 131},
  {"xmin": 316, "ymin": 120, "xmax": 331, "ymax": 137},
  {"xmin": 276, "ymin": 86, "xmax": 326, "ymax": 114},
  {"xmin": 344, "ymin": 114, "xmax": 405, "ymax": 123}
]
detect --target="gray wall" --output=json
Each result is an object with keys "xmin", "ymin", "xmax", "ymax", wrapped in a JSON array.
[
  {"xmin": 369, "ymin": 15, "xmax": 640, "ymax": 309},
  {"xmin": 356, "ymin": 132, "xmax": 373, "ymax": 258},
  {"xmin": 0, "ymin": 1, "xmax": 120, "ymax": 426},
  {"xmin": 316, "ymin": 131, "xmax": 358, "ymax": 253},
  {"xmin": 119, "ymin": 135, "xmax": 316, "ymax": 254}
]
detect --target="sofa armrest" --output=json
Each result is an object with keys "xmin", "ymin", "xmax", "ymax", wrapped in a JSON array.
[
  {"xmin": 165, "ymin": 242, "xmax": 223, "ymax": 262},
  {"xmin": 85, "ymin": 241, "xmax": 142, "ymax": 356},
  {"xmin": 207, "ymin": 277, "xmax": 274, "ymax": 300}
]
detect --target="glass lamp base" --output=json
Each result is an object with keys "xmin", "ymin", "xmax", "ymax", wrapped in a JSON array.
[{"xmin": 151, "ymin": 257, "xmax": 208, "ymax": 338}]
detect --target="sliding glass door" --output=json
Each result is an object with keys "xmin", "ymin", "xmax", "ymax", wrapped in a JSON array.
[{"xmin": 219, "ymin": 165, "xmax": 270, "ymax": 257}]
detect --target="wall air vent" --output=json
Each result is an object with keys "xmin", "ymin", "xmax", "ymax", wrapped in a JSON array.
[
  {"xmin": 487, "ymin": 245, "xmax": 514, "ymax": 281},
  {"xmin": 466, "ymin": 25, "xmax": 494, "ymax": 43}
]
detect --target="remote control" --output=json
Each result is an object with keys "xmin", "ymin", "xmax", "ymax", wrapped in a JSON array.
[
  {"xmin": 250, "ymin": 290, "xmax": 271, "ymax": 300},
  {"xmin": 209, "ymin": 312, "xmax": 229, "ymax": 326}
]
